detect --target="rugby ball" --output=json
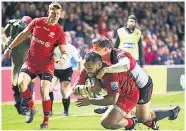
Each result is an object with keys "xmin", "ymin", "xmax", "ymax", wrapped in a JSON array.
[{"xmin": 85, "ymin": 77, "xmax": 103, "ymax": 94}]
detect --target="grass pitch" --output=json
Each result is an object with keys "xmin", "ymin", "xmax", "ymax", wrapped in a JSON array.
[{"xmin": 2, "ymin": 92, "xmax": 184, "ymax": 130}]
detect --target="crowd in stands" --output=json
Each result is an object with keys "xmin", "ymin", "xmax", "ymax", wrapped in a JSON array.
[{"xmin": 2, "ymin": 2, "xmax": 185, "ymax": 67}]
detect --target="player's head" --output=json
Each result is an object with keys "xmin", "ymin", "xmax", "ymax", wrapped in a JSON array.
[
  {"xmin": 126, "ymin": 15, "xmax": 136, "ymax": 30},
  {"xmin": 48, "ymin": 2, "xmax": 62, "ymax": 23},
  {"xmin": 21, "ymin": 16, "xmax": 33, "ymax": 23},
  {"xmin": 84, "ymin": 51, "xmax": 103, "ymax": 78},
  {"xmin": 93, "ymin": 37, "xmax": 112, "ymax": 57}
]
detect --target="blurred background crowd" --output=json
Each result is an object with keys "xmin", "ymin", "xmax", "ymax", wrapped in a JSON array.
[{"xmin": 1, "ymin": 2, "xmax": 185, "ymax": 67}]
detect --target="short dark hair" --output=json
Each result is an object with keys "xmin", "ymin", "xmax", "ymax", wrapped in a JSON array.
[
  {"xmin": 128, "ymin": 15, "xmax": 137, "ymax": 21},
  {"xmin": 84, "ymin": 51, "xmax": 102, "ymax": 63},
  {"xmin": 93, "ymin": 37, "xmax": 112, "ymax": 48}
]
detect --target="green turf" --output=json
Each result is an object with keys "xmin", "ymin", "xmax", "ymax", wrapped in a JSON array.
[{"xmin": 2, "ymin": 92, "xmax": 184, "ymax": 130}]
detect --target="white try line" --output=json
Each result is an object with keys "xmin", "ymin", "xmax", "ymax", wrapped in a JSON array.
[
  {"xmin": 2, "ymin": 106, "xmax": 184, "ymax": 125},
  {"xmin": 2, "ymin": 113, "xmax": 97, "ymax": 124}
]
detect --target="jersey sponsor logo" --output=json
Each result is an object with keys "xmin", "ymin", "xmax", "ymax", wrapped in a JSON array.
[
  {"xmin": 33, "ymin": 36, "xmax": 51, "ymax": 47},
  {"xmin": 49, "ymin": 32, "xmax": 55, "ymax": 38},
  {"xmin": 111, "ymin": 82, "xmax": 119, "ymax": 91},
  {"xmin": 123, "ymin": 42, "xmax": 135, "ymax": 48}
]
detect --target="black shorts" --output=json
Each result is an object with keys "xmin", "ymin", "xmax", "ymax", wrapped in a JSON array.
[
  {"xmin": 20, "ymin": 69, "xmax": 53, "ymax": 82},
  {"xmin": 54, "ymin": 67, "xmax": 73, "ymax": 82},
  {"xmin": 138, "ymin": 76, "xmax": 153, "ymax": 104}
]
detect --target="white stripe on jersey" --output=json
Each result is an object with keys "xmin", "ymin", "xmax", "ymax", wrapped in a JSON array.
[{"xmin": 130, "ymin": 63, "xmax": 149, "ymax": 88}]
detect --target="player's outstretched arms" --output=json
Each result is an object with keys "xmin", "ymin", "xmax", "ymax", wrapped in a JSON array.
[
  {"xmin": 76, "ymin": 93, "xmax": 120, "ymax": 107},
  {"xmin": 73, "ymin": 85, "xmax": 93, "ymax": 98}
]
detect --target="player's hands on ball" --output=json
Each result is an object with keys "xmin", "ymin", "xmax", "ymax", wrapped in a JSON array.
[
  {"xmin": 4, "ymin": 48, "xmax": 12, "ymax": 59},
  {"xmin": 96, "ymin": 67, "xmax": 106, "ymax": 79},
  {"xmin": 76, "ymin": 97, "xmax": 91, "ymax": 107}
]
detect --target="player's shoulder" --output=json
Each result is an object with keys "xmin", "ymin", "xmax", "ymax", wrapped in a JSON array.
[
  {"xmin": 33, "ymin": 17, "xmax": 45, "ymax": 22},
  {"xmin": 113, "ymin": 48, "xmax": 125, "ymax": 54},
  {"xmin": 103, "ymin": 72, "xmax": 119, "ymax": 84},
  {"xmin": 102, "ymin": 63, "xmax": 116, "ymax": 79},
  {"xmin": 56, "ymin": 25, "xmax": 65, "ymax": 34},
  {"xmin": 79, "ymin": 68, "xmax": 88, "ymax": 76},
  {"xmin": 69, "ymin": 44, "xmax": 78, "ymax": 50},
  {"xmin": 30, "ymin": 17, "xmax": 45, "ymax": 26},
  {"xmin": 8, "ymin": 19, "xmax": 19, "ymax": 24},
  {"xmin": 134, "ymin": 28, "xmax": 141, "ymax": 33},
  {"xmin": 117, "ymin": 27, "xmax": 124, "ymax": 32}
]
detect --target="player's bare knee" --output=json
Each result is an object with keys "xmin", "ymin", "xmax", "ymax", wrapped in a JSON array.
[
  {"xmin": 101, "ymin": 121, "xmax": 111, "ymax": 129},
  {"xmin": 150, "ymin": 110, "xmax": 156, "ymax": 120},
  {"xmin": 49, "ymin": 86, "xmax": 53, "ymax": 92},
  {"xmin": 18, "ymin": 80, "xmax": 28, "ymax": 92},
  {"xmin": 40, "ymin": 81, "xmax": 50, "ymax": 100},
  {"xmin": 43, "ymin": 95, "xmax": 50, "ymax": 101},
  {"xmin": 101, "ymin": 119, "xmax": 116, "ymax": 129},
  {"xmin": 62, "ymin": 81, "xmax": 70, "ymax": 88},
  {"xmin": 41, "ymin": 89, "xmax": 50, "ymax": 100}
]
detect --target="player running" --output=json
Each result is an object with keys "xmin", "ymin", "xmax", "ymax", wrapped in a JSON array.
[
  {"xmin": 4, "ymin": 16, "xmax": 34, "ymax": 115},
  {"xmin": 50, "ymin": 32, "xmax": 82, "ymax": 116},
  {"xmin": 4, "ymin": 2, "xmax": 67, "ymax": 129}
]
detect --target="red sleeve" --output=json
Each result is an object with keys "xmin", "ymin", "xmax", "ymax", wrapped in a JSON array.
[
  {"xmin": 27, "ymin": 18, "xmax": 37, "ymax": 32},
  {"xmin": 103, "ymin": 73, "xmax": 121, "ymax": 95},
  {"xmin": 73, "ymin": 69, "xmax": 88, "ymax": 85},
  {"xmin": 57, "ymin": 27, "xmax": 66, "ymax": 45}
]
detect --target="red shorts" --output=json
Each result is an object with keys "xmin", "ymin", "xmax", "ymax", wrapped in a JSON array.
[
  {"xmin": 116, "ymin": 88, "xmax": 139, "ymax": 114},
  {"xmin": 21, "ymin": 60, "xmax": 54, "ymax": 76}
]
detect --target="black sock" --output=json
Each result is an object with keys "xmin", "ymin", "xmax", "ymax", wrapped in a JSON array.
[
  {"xmin": 12, "ymin": 85, "xmax": 21, "ymax": 105},
  {"xmin": 49, "ymin": 92, "xmax": 54, "ymax": 112},
  {"xmin": 62, "ymin": 97, "xmax": 70, "ymax": 113},
  {"xmin": 154, "ymin": 110, "xmax": 174, "ymax": 121}
]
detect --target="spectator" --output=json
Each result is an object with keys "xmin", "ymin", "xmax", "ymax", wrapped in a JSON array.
[{"xmin": 2, "ymin": 2, "xmax": 185, "ymax": 66}]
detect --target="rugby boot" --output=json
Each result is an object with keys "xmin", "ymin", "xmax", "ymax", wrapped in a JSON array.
[
  {"xmin": 144, "ymin": 121, "xmax": 159, "ymax": 130},
  {"xmin": 40, "ymin": 123, "xmax": 49, "ymax": 129},
  {"xmin": 125, "ymin": 117, "xmax": 138, "ymax": 131},
  {"xmin": 63, "ymin": 111, "xmax": 69, "ymax": 116},
  {"xmin": 169, "ymin": 106, "xmax": 181, "ymax": 120},
  {"xmin": 25, "ymin": 108, "xmax": 37, "ymax": 123},
  {"xmin": 94, "ymin": 106, "xmax": 108, "ymax": 114}
]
